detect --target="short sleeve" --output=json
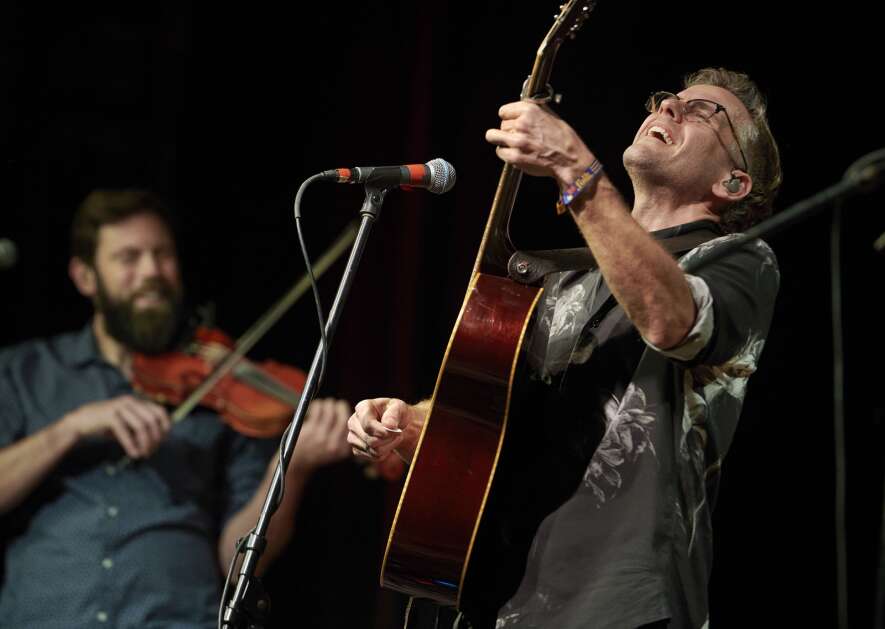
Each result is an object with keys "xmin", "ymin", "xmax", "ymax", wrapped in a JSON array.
[
  {"xmin": 681, "ymin": 237, "xmax": 780, "ymax": 368},
  {"xmin": 220, "ymin": 432, "xmax": 280, "ymax": 525},
  {"xmin": 0, "ymin": 368, "xmax": 26, "ymax": 448},
  {"xmin": 643, "ymin": 273, "xmax": 715, "ymax": 362}
]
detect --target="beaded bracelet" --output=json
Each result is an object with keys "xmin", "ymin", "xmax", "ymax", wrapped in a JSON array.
[{"xmin": 555, "ymin": 159, "xmax": 604, "ymax": 215}]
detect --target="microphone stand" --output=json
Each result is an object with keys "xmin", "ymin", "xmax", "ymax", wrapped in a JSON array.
[
  {"xmin": 221, "ymin": 184, "xmax": 389, "ymax": 629},
  {"xmin": 678, "ymin": 148, "xmax": 883, "ymax": 629}
]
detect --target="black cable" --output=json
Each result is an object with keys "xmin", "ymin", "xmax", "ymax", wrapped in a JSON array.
[
  {"xmin": 832, "ymin": 148, "xmax": 885, "ymax": 629},
  {"xmin": 877, "ymin": 492, "xmax": 885, "ymax": 628},
  {"xmin": 215, "ymin": 174, "xmax": 332, "ymax": 629},
  {"xmin": 218, "ymin": 532, "xmax": 250, "ymax": 629},
  {"xmin": 293, "ymin": 173, "xmax": 330, "ymax": 389},
  {"xmin": 831, "ymin": 201, "xmax": 847, "ymax": 629},
  {"xmin": 276, "ymin": 172, "xmax": 332, "ymax": 509}
]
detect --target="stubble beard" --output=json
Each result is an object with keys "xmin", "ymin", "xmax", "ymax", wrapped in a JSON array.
[{"xmin": 623, "ymin": 142, "xmax": 674, "ymax": 188}]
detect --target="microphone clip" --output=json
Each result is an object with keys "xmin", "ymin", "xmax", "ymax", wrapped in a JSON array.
[{"xmin": 360, "ymin": 185, "xmax": 390, "ymax": 219}]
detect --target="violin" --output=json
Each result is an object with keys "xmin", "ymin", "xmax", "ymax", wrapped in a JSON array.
[{"xmin": 132, "ymin": 325, "xmax": 307, "ymax": 438}]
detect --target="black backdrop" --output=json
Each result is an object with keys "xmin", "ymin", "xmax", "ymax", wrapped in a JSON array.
[{"xmin": 1, "ymin": 1, "xmax": 884, "ymax": 627}]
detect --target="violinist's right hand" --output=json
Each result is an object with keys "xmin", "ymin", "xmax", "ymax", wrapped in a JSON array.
[
  {"xmin": 60, "ymin": 395, "xmax": 171, "ymax": 459},
  {"xmin": 347, "ymin": 398, "xmax": 426, "ymax": 465}
]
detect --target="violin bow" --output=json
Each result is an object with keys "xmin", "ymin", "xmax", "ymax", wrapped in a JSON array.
[{"xmin": 170, "ymin": 220, "xmax": 360, "ymax": 424}]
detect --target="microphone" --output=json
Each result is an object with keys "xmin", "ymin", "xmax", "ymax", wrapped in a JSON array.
[
  {"xmin": 321, "ymin": 158, "xmax": 456, "ymax": 194},
  {"xmin": 0, "ymin": 238, "xmax": 17, "ymax": 270}
]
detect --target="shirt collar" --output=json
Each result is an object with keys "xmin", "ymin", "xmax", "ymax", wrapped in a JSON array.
[
  {"xmin": 650, "ymin": 219, "xmax": 724, "ymax": 241},
  {"xmin": 63, "ymin": 322, "xmax": 107, "ymax": 369}
]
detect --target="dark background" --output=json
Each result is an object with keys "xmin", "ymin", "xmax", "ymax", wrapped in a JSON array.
[{"xmin": 1, "ymin": 1, "xmax": 883, "ymax": 627}]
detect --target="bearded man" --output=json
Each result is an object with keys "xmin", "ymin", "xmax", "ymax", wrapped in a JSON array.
[{"xmin": 0, "ymin": 189, "xmax": 351, "ymax": 628}]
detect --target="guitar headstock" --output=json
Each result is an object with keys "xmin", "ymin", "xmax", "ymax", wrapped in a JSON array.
[
  {"xmin": 546, "ymin": 0, "xmax": 597, "ymax": 45},
  {"xmin": 522, "ymin": 1, "xmax": 598, "ymax": 100}
]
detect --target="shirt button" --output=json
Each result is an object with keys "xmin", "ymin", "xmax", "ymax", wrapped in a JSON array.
[
  {"xmin": 101, "ymin": 558, "xmax": 114, "ymax": 570},
  {"xmin": 96, "ymin": 611, "xmax": 109, "ymax": 623},
  {"xmin": 107, "ymin": 506, "xmax": 119, "ymax": 518}
]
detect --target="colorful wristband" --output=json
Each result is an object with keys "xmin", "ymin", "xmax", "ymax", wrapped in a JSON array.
[{"xmin": 556, "ymin": 159, "xmax": 604, "ymax": 215}]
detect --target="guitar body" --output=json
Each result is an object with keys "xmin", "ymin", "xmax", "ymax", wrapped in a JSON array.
[{"xmin": 381, "ymin": 273, "xmax": 542, "ymax": 608}]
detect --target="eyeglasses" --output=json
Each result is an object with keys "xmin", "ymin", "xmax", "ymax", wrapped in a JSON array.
[{"xmin": 645, "ymin": 90, "xmax": 749, "ymax": 173}]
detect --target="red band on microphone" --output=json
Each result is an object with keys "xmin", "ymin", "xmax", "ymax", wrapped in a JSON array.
[
  {"xmin": 406, "ymin": 164, "xmax": 425, "ymax": 185},
  {"xmin": 335, "ymin": 168, "xmax": 353, "ymax": 182}
]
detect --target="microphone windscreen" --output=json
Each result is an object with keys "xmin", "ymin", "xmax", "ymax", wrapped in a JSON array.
[{"xmin": 426, "ymin": 158, "xmax": 456, "ymax": 194}]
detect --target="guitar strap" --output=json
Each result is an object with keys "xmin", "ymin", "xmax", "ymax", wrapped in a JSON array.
[
  {"xmin": 507, "ymin": 222, "xmax": 724, "ymax": 286},
  {"xmin": 507, "ymin": 220, "xmax": 725, "ymax": 329}
]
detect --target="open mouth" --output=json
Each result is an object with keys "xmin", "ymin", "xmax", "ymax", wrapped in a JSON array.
[{"xmin": 646, "ymin": 125, "xmax": 674, "ymax": 145}]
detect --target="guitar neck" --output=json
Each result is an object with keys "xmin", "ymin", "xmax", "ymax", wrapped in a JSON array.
[{"xmin": 472, "ymin": 0, "xmax": 597, "ymax": 278}]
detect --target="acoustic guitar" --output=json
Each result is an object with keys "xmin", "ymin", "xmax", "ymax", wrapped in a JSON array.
[{"xmin": 381, "ymin": 1, "xmax": 598, "ymax": 622}]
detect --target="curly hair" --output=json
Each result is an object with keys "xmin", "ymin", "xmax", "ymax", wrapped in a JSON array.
[{"xmin": 683, "ymin": 68, "xmax": 782, "ymax": 232}]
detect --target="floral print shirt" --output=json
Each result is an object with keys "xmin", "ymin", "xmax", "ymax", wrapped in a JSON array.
[{"xmin": 496, "ymin": 220, "xmax": 779, "ymax": 629}]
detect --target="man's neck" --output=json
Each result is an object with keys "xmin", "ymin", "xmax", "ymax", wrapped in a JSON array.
[
  {"xmin": 92, "ymin": 314, "xmax": 133, "ymax": 379},
  {"xmin": 631, "ymin": 188, "xmax": 721, "ymax": 233}
]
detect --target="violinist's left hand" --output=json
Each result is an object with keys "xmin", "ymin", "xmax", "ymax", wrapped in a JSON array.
[
  {"xmin": 222, "ymin": 397, "xmax": 352, "ymax": 573},
  {"xmin": 288, "ymin": 397, "xmax": 352, "ymax": 474}
]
